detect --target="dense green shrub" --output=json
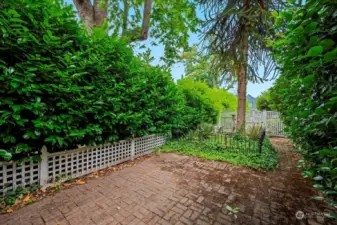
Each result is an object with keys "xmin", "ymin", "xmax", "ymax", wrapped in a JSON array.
[
  {"xmin": 256, "ymin": 90, "xmax": 274, "ymax": 111},
  {"xmin": 0, "ymin": 0, "xmax": 185, "ymax": 159},
  {"xmin": 270, "ymin": 0, "xmax": 337, "ymax": 208},
  {"xmin": 177, "ymin": 78, "xmax": 237, "ymax": 130}
]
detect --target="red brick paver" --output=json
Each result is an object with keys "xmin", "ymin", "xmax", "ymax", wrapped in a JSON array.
[{"xmin": 0, "ymin": 138, "xmax": 335, "ymax": 225}]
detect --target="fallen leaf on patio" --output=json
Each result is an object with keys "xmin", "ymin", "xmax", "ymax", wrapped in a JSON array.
[
  {"xmin": 63, "ymin": 183, "xmax": 72, "ymax": 187},
  {"xmin": 76, "ymin": 179, "xmax": 85, "ymax": 185},
  {"xmin": 23, "ymin": 195, "xmax": 30, "ymax": 202},
  {"xmin": 6, "ymin": 208, "xmax": 13, "ymax": 213},
  {"xmin": 15, "ymin": 198, "xmax": 20, "ymax": 205}
]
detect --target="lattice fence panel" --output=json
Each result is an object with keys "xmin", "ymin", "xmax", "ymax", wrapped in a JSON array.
[
  {"xmin": 135, "ymin": 135, "xmax": 165, "ymax": 156},
  {"xmin": 266, "ymin": 111, "xmax": 287, "ymax": 137},
  {"xmin": 0, "ymin": 161, "xmax": 39, "ymax": 195},
  {"xmin": 0, "ymin": 135, "xmax": 165, "ymax": 194},
  {"xmin": 46, "ymin": 140, "xmax": 132, "ymax": 183}
]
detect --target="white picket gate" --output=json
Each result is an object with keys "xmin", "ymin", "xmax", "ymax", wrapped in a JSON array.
[
  {"xmin": 265, "ymin": 111, "xmax": 287, "ymax": 137},
  {"xmin": 219, "ymin": 110, "xmax": 287, "ymax": 137}
]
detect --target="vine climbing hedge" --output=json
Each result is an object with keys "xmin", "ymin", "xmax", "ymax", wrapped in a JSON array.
[{"xmin": 271, "ymin": 0, "xmax": 337, "ymax": 211}]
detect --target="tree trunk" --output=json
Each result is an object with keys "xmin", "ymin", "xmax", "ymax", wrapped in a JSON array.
[
  {"xmin": 73, "ymin": 0, "xmax": 95, "ymax": 27},
  {"xmin": 93, "ymin": 0, "xmax": 108, "ymax": 27},
  {"xmin": 212, "ymin": 75, "xmax": 217, "ymax": 88},
  {"xmin": 236, "ymin": 62, "xmax": 247, "ymax": 131},
  {"xmin": 73, "ymin": 0, "xmax": 108, "ymax": 28},
  {"xmin": 140, "ymin": 0, "xmax": 152, "ymax": 40},
  {"xmin": 122, "ymin": 0, "xmax": 129, "ymax": 36},
  {"xmin": 74, "ymin": 0, "xmax": 152, "ymax": 41},
  {"xmin": 236, "ymin": 26, "xmax": 249, "ymax": 132}
]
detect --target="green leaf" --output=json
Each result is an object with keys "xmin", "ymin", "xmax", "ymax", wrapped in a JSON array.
[
  {"xmin": 319, "ymin": 149, "xmax": 337, "ymax": 156},
  {"xmin": 271, "ymin": 11, "xmax": 278, "ymax": 17},
  {"xmin": 0, "ymin": 150, "xmax": 12, "ymax": 161},
  {"xmin": 305, "ymin": 22, "xmax": 318, "ymax": 33},
  {"xmin": 319, "ymin": 39, "xmax": 335, "ymax": 50},
  {"xmin": 225, "ymin": 205, "xmax": 233, "ymax": 211},
  {"xmin": 313, "ymin": 184, "xmax": 324, "ymax": 190},
  {"xmin": 308, "ymin": 36, "xmax": 319, "ymax": 47},
  {"xmin": 10, "ymin": 82, "xmax": 20, "ymax": 88},
  {"xmin": 311, "ymin": 196, "xmax": 324, "ymax": 200},
  {"xmin": 325, "ymin": 213, "xmax": 337, "ymax": 219},
  {"xmin": 319, "ymin": 167, "xmax": 331, "ymax": 172},
  {"xmin": 15, "ymin": 144, "xmax": 31, "ymax": 154},
  {"xmin": 306, "ymin": 46, "xmax": 323, "ymax": 57},
  {"xmin": 313, "ymin": 175, "xmax": 323, "ymax": 181},
  {"xmin": 323, "ymin": 49, "xmax": 337, "ymax": 63},
  {"xmin": 302, "ymin": 171, "xmax": 313, "ymax": 178},
  {"xmin": 302, "ymin": 74, "xmax": 314, "ymax": 86},
  {"xmin": 281, "ymin": 12, "xmax": 292, "ymax": 21}
]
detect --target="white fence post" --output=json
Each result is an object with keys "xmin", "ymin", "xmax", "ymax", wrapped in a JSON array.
[
  {"xmin": 40, "ymin": 146, "xmax": 49, "ymax": 186},
  {"xmin": 131, "ymin": 138, "xmax": 135, "ymax": 160},
  {"xmin": 262, "ymin": 110, "xmax": 267, "ymax": 130}
]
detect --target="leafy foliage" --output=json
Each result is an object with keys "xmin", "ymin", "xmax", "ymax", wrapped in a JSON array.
[
  {"xmin": 159, "ymin": 137, "xmax": 278, "ymax": 170},
  {"xmin": 177, "ymin": 78, "xmax": 237, "ymax": 129},
  {"xmin": 246, "ymin": 125, "xmax": 262, "ymax": 141},
  {"xmin": 198, "ymin": 0, "xmax": 284, "ymax": 131},
  {"xmin": 270, "ymin": 0, "xmax": 337, "ymax": 208},
  {"xmin": 199, "ymin": 0, "xmax": 282, "ymax": 83},
  {"xmin": 0, "ymin": 150, "xmax": 12, "ymax": 161},
  {"xmin": 0, "ymin": 0, "xmax": 187, "ymax": 159},
  {"xmin": 0, "ymin": 185, "xmax": 38, "ymax": 207},
  {"xmin": 256, "ymin": 90, "xmax": 274, "ymax": 111},
  {"xmin": 181, "ymin": 46, "xmax": 235, "ymax": 89},
  {"xmin": 226, "ymin": 205, "xmax": 240, "ymax": 218},
  {"xmin": 109, "ymin": 0, "xmax": 200, "ymax": 65}
]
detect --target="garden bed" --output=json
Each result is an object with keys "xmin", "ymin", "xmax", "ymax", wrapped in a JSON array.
[{"xmin": 158, "ymin": 135, "xmax": 278, "ymax": 170}]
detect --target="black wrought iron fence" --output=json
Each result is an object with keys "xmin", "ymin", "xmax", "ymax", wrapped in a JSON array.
[{"xmin": 177, "ymin": 128, "xmax": 266, "ymax": 154}]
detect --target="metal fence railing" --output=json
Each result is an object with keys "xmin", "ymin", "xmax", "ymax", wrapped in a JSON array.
[
  {"xmin": 179, "ymin": 129, "xmax": 266, "ymax": 154},
  {"xmin": 219, "ymin": 110, "xmax": 287, "ymax": 137}
]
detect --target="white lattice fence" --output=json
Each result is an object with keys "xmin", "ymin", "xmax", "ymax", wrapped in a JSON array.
[
  {"xmin": 0, "ymin": 161, "xmax": 39, "ymax": 195},
  {"xmin": 135, "ymin": 135, "xmax": 165, "ymax": 156},
  {"xmin": 218, "ymin": 110, "xmax": 287, "ymax": 137},
  {"xmin": 0, "ymin": 135, "xmax": 165, "ymax": 195},
  {"xmin": 266, "ymin": 111, "xmax": 287, "ymax": 137}
]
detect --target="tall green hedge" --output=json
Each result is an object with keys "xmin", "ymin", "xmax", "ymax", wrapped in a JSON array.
[
  {"xmin": 271, "ymin": 0, "xmax": 337, "ymax": 209},
  {"xmin": 177, "ymin": 78, "xmax": 237, "ymax": 129},
  {"xmin": 0, "ymin": 0, "xmax": 185, "ymax": 159},
  {"xmin": 0, "ymin": 0, "xmax": 233, "ymax": 160}
]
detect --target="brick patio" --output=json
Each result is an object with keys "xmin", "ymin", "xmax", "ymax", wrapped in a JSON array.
[{"xmin": 0, "ymin": 138, "xmax": 335, "ymax": 225}]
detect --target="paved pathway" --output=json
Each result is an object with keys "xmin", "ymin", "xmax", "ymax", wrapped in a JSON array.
[{"xmin": 0, "ymin": 138, "xmax": 336, "ymax": 225}]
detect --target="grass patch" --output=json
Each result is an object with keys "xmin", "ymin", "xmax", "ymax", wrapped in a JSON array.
[{"xmin": 158, "ymin": 137, "xmax": 278, "ymax": 170}]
